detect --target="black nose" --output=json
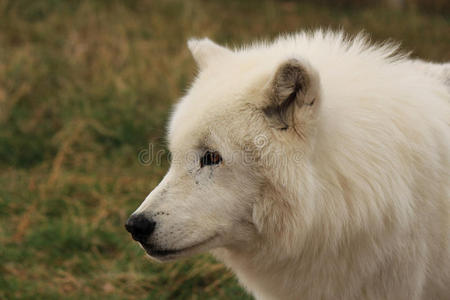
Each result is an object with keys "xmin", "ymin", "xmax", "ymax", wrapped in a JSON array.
[{"xmin": 125, "ymin": 214, "xmax": 156, "ymax": 243}]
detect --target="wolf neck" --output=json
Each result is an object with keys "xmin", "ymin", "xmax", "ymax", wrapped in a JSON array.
[
  {"xmin": 212, "ymin": 211, "xmax": 387, "ymax": 300},
  {"xmin": 212, "ymin": 234, "xmax": 353, "ymax": 300},
  {"xmin": 211, "ymin": 185, "xmax": 346, "ymax": 299}
]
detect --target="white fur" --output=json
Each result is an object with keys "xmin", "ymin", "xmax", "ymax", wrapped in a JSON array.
[{"xmin": 132, "ymin": 31, "xmax": 450, "ymax": 299}]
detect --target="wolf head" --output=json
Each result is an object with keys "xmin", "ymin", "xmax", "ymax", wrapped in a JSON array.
[{"xmin": 126, "ymin": 37, "xmax": 322, "ymax": 261}]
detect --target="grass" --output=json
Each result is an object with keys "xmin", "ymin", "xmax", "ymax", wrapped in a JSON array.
[{"xmin": 0, "ymin": 0, "xmax": 448, "ymax": 299}]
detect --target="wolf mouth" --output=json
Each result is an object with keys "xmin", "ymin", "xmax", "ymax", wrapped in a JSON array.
[{"xmin": 142, "ymin": 235, "xmax": 218, "ymax": 260}]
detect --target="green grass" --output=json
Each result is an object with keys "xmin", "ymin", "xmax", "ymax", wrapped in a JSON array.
[{"xmin": 0, "ymin": 0, "xmax": 448, "ymax": 299}]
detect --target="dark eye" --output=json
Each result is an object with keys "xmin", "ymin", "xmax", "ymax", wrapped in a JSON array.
[{"xmin": 200, "ymin": 151, "xmax": 222, "ymax": 168}]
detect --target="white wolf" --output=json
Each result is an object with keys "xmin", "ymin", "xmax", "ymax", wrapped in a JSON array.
[{"xmin": 126, "ymin": 31, "xmax": 450, "ymax": 300}]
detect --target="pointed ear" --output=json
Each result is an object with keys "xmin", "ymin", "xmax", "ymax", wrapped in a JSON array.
[
  {"xmin": 264, "ymin": 58, "xmax": 321, "ymax": 131},
  {"xmin": 187, "ymin": 38, "xmax": 231, "ymax": 69}
]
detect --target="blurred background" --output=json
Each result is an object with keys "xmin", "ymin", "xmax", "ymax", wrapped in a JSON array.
[{"xmin": 0, "ymin": 0, "xmax": 448, "ymax": 299}]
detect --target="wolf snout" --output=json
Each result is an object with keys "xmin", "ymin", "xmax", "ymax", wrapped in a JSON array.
[{"xmin": 125, "ymin": 213, "xmax": 156, "ymax": 243}]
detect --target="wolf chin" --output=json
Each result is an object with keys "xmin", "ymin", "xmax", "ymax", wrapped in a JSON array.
[{"xmin": 126, "ymin": 31, "xmax": 450, "ymax": 300}]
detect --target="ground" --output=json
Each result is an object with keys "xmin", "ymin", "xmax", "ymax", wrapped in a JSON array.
[{"xmin": 0, "ymin": 0, "xmax": 449, "ymax": 299}]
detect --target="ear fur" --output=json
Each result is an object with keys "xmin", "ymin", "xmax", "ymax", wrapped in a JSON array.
[
  {"xmin": 187, "ymin": 38, "xmax": 231, "ymax": 69},
  {"xmin": 264, "ymin": 58, "xmax": 321, "ymax": 131}
]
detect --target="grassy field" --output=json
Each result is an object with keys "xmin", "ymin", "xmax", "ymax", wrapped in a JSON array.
[{"xmin": 0, "ymin": 0, "xmax": 448, "ymax": 299}]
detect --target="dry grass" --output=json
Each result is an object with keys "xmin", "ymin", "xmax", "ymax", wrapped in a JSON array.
[{"xmin": 0, "ymin": 0, "xmax": 448, "ymax": 299}]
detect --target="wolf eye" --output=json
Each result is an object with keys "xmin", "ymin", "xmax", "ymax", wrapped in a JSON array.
[{"xmin": 200, "ymin": 151, "xmax": 222, "ymax": 168}]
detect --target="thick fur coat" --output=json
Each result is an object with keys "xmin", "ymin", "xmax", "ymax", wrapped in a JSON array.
[{"xmin": 129, "ymin": 31, "xmax": 450, "ymax": 300}]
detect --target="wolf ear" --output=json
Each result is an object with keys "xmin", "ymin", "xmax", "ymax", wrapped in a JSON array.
[
  {"xmin": 187, "ymin": 38, "xmax": 231, "ymax": 69},
  {"xmin": 264, "ymin": 58, "xmax": 321, "ymax": 131}
]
